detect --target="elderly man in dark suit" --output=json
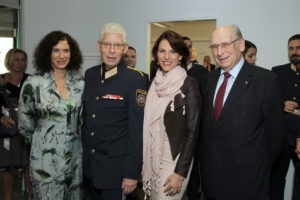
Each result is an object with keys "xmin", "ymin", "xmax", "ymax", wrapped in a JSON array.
[{"xmin": 200, "ymin": 25, "xmax": 285, "ymax": 200}]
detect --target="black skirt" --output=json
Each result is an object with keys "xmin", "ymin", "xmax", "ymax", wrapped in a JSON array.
[{"xmin": 0, "ymin": 134, "xmax": 29, "ymax": 170}]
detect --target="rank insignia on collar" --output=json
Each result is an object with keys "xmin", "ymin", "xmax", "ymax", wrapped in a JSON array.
[
  {"xmin": 105, "ymin": 67, "xmax": 118, "ymax": 79},
  {"xmin": 136, "ymin": 89, "xmax": 147, "ymax": 106}
]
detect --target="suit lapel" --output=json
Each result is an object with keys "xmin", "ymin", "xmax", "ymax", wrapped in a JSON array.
[{"xmin": 218, "ymin": 63, "xmax": 254, "ymax": 120}]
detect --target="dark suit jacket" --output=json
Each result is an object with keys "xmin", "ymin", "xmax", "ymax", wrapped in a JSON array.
[
  {"xmin": 200, "ymin": 62, "xmax": 285, "ymax": 200},
  {"xmin": 272, "ymin": 63, "xmax": 300, "ymax": 146},
  {"xmin": 187, "ymin": 63, "xmax": 208, "ymax": 93}
]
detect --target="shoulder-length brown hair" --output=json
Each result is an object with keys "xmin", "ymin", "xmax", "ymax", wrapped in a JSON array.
[{"xmin": 152, "ymin": 30, "xmax": 189, "ymax": 70}]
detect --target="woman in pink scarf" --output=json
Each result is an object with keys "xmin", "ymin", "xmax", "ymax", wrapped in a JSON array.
[{"xmin": 142, "ymin": 30, "xmax": 201, "ymax": 200}]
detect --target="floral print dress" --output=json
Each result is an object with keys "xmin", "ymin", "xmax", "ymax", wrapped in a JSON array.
[{"xmin": 18, "ymin": 72, "xmax": 84, "ymax": 200}]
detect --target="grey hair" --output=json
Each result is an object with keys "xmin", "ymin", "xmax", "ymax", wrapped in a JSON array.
[
  {"xmin": 99, "ymin": 22, "xmax": 127, "ymax": 43},
  {"xmin": 230, "ymin": 24, "xmax": 243, "ymax": 39}
]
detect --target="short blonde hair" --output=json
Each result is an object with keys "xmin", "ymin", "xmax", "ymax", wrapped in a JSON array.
[
  {"xmin": 99, "ymin": 23, "xmax": 127, "ymax": 43},
  {"xmin": 4, "ymin": 48, "xmax": 27, "ymax": 72}
]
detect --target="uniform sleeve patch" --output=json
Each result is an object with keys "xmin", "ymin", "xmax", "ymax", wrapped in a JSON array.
[{"xmin": 136, "ymin": 89, "xmax": 147, "ymax": 106}]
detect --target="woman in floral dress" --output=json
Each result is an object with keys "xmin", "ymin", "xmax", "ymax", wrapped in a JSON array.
[{"xmin": 18, "ymin": 31, "xmax": 84, "ymax": 200}]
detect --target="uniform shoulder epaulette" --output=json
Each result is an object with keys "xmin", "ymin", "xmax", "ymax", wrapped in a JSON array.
[{"xmin": 127, "ymin": 66, "xmax": 144, "ymax": 76}]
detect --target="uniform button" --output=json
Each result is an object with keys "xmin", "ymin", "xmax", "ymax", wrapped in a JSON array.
[
  {"xmin": 96, "ymin": 96, "xmax": 99, "ymax": 100},
  {"xmin": 293, "ymin": 97, "xmax": 297, "ymax": 100},
  {"xmin": 90, "ymin": 132, "xmax": 95, "ymax": 136},
  {"xmin": 92, "ymin": 114, "xmax": 96, "ymax": 118},
  {"xmin": 91, "ymin": 149, "xmax": 95, "ymax": 153},
  {"xmin": 101, "ymin": 80, "xmax": 104, "ymax": 84},
  {"xmin": 297, "ymin": 73, "xmax": 299, "ymax": 76},
  {"xmin": 295, "ymin": 83, "xmax": 298, "ymax": 87}
]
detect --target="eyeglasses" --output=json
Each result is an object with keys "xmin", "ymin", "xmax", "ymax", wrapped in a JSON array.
[
  {"xmin": 209, "ymin": 38, "xmax": 240, "ymax": 52},
  {"xmin": 100, "ymin": 42, "xmax": 125, "ymax": 49}
]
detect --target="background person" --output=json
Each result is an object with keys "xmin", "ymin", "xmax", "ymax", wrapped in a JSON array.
[
  {"xmin": 123, "ymin": 46, "xmax": 137, "ymax": 67},
  {"xmin": 142, "ymin": 30, "xmax": 200, "ymax": 200},
  {"xmin": 0, "ymin": 48, "xmax": 31, "ymax": 200},
  {"xmin": 203, "ymin": 55, "xmax": 215, "ymax": 72},
  {"xmin": 182, "ymin": 36, "xmax": 207, "ymax": 200},
  {"xmin": 18, "ymin": 31, "xmax": 84, "ymax": 199},
  {"xmin": 270, "ymin": 34, "xmax": 300, "ymax": 200},
  {"xmin": 243, "ymin": 40, "xmax": 257, "ymax": 65}
]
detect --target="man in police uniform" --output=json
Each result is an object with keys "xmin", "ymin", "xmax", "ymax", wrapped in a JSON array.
[
  {"xmin": 82, "ymin": 23, "xmax": 148, "ymax": 200},
  {"xmin": 270, "ymin": 34, "xmax": 300, "ymax": 200}
]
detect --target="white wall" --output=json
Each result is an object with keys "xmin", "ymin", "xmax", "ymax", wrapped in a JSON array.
[
  {"xmin": 22, "ymin": 0, "xmax": 300, "ymax": 73},
  {"xmin": 22, "ymin": 0, "xmax": 299, "ymax": 198}
]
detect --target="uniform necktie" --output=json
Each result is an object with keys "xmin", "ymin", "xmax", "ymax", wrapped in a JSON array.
[{"xmin": 214, "ymin": 72, "xmax": 231, "ymax": 121}]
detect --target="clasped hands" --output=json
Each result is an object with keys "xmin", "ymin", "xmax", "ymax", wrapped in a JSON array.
[
  {"xmin": 284, "ymin": 101, "xmax": 299, "ymax": 116},
  {"xmin": 0, "ymin": 116, "xmax": 15, "ymax": 128}
]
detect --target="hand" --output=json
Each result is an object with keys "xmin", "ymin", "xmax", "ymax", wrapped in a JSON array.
[
  {"xmin": 295, "ymin": 138, "xmax": 300, "ymax": 159},
  {"xmin": 0, "ymin": 116, "xmax": 15, "ymax": 128},
  {"xmin": 163, "ymin": 173, "xmax": 184, "ymax": 196},
  {"xmin": 284, "ymin": 101, "xmax": 299, "ymax": 113},
  {"xmin": 293, "ymin": 109, "xmax": 300, "ymax": 116},
  {"xmin": 122, "ymin": 178, "xmax": 137, "ymax": 195}
]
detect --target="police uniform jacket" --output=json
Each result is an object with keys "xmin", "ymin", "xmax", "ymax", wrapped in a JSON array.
[
  {"xmin": 82, "ymin": 60, "xmax": 148, "ymax": 189},
  {"xmin": 272, "ymin": 63, "xmax": 300, "ymax": 146}
]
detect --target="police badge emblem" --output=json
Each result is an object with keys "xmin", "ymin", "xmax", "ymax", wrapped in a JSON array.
[{"xmin": 136, "ymin": 89, "xmax": 147, "ymax": 106}]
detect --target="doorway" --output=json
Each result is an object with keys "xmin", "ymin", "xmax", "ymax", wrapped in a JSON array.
[
  {"xmin": 0, "ymin": 4, "xmax": 21, "ymax": 74},
  {"xmin": 147, "ymin": 19, "xmax": 216, "ymax": 73}
]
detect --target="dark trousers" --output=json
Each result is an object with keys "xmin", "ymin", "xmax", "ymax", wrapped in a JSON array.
[
  {"xmin": 187, "ymin": 149, "xmax": 201, "ymax": 200},
  {"xmin": 85, "ymin": 179, "xmax": 123, "ymax": 200},
  {"xmin": 270, "ymin": 145, "xmax": 300, "ymax": 200},
  {"xmin": 91, "ymin": 186, "xmax": 123, "ymax": 200}
]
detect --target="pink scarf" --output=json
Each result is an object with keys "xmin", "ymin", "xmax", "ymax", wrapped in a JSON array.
[{"xmin": 142, "ymin": 65, "xmax": 187, "ymax": 196}]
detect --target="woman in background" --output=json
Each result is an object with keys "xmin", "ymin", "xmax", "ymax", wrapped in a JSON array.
[
  {"xmin": 142, "ymin": 30, "xmax": 200, "ymax": 200},
  {"xmin": 0, "ymin": 48, "xmax": 31, "ymax": 200},
  {"xmin": 18, "ymin": 31, "xmax": 84, "ymax": 199},
  {"xmin": 243, "ymin": 40, "xmax": 257, "ymax": 65}
]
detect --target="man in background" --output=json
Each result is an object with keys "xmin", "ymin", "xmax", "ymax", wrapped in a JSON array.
[
  {"xmin": 123, "ymin": 46, "xmax": 149, "ymax": 85},
  {"xmin": 203, "ymin": 55, "xmax": 215, "ymax": 71},
  {"xmin": 270, "ymin": 34, "xmax": 300, "ymax": 200},
  {"xmin": 182, "ymin": 36, "xmax": 208, "ymax": 200},
  {"xmin": 123, "ymin": 46, "xmax": 137, "ymax": 68},
  {"xmin": 182, "ymin": 36, "xmax": 208, "ymax": 89}
]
